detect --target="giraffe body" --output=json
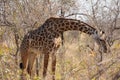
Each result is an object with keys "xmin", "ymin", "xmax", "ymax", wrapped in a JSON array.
[{"xmin": 20, "ymin": 17, "xmax": 107, "ymax": 80}]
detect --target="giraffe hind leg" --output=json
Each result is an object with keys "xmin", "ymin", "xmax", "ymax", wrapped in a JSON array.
[
  {"xmin": 20, "ymin": 50, "xmax": 29, "ymax": 80},
  {"xmin": 27, "ymin": 52, "xmax": 37, "ymax": 79},
  {"xmin": 43, "ymin": 52, "xmax": 50, "ymax": 79}
]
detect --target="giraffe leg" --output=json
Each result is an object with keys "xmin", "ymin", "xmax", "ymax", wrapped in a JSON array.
[
  {"xmin": 20, "ymin": 51, "xmax": 29, "ymax": 80},
  {"xmin": 36, "ymin": 57, "xmax": 40, "ymax": 76},
  {"xmin": 43, "ymin": 53, "xmax": 49, "ymax": 79},
  {"xmin": 27, "ymin": 53, "xmax": 36, "ymax": 78},
  {"xmin": 51, "ymin": 53, "xmax": 56, "ymax": 80},
  {"xmin": 36, "ymin": 53, "xmax": 43, "ymax": 77}
]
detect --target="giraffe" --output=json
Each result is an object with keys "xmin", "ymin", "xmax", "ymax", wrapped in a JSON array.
[{"xmin": 19, "ymin": 17, "xmax": 107, "ymax": 80}]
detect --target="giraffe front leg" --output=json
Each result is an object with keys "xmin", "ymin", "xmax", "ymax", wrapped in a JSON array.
[
  {"xmin": 51, "ymin": 53, "xmax": 56, "ymax": 80},
  {"xmin": 36, "ymin": 53, "xmax": 43, "ymax": 77},
  {"xmin": 43, "ymin": 52, "xmax": 50, "ymax": 79},
  {"xmin": 36, "ymin": 57, "xmax": 40, "ymax": 77}
]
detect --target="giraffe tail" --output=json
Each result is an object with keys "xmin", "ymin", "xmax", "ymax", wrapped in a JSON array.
[{"xmin": 19, "ymin": 63, "xmax": 23, "ymax": 69}]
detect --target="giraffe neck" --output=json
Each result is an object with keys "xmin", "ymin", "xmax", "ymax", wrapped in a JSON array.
[
  {"xmin": 45, "ymin": 17, "xmax": 97, "ymax": 36},
  {"xmin": 46, "ymin": 17, "xmax": 105, "ymax": 52}
]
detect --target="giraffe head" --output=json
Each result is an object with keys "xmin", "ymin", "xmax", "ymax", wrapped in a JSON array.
[{"xmin": 92, "ymin": 30, "xmax": 107, "ymax": 53}]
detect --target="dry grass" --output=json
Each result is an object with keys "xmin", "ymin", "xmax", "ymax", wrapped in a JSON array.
[{"xmin": 0, "ymin": 32, "xmax": 120, "ymax": 80}]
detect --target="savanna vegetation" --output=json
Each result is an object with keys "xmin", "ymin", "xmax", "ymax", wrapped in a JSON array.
[{"xmin": 0, "ymin": 0, "xmax": 120, "ymax": 80}]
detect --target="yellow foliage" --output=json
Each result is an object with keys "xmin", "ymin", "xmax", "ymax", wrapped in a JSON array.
[
  {"xmin": 89, "ymin": 51, "xmax": 96, "ymax": 57},
  {"xmin": 0, "ymin": 45, "xmax": 12, "ymax": 55},
  {"xmin": 33, "ymin": 76, "xmax": 41, "ymax": 80},
  {"xmin": 0, "ymin": 49, "xmax": 4, "ymax": 56},
  {"xmin": 91, "ymin": 77, "xmax": 96, "ymax": 80},
  {"xmin": 114, "ymin": 43, "xmax": 120, "ymax": 49},
  {"xmin": 56, "ymin": 72, "xmax": 61, "ymax": 80}
]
